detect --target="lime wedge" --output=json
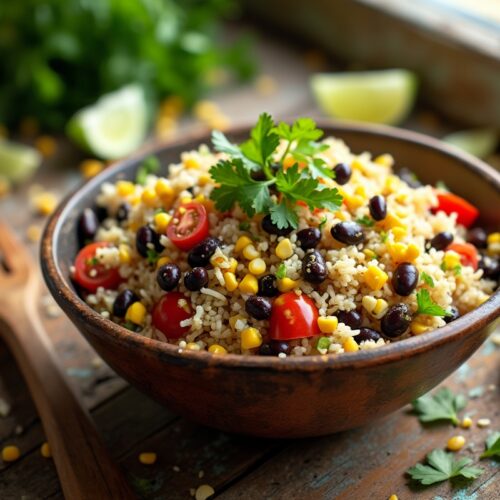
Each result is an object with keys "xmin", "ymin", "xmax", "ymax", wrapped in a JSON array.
[
  {"xmin": 67, "ymin": 85, "xmax": 149, "ymax": 160},
  {"xmin": 0, "ymin": 139, "xmax": 41, "ymax": 183},
  {"xmin": 443, "ymin": 129, "xmax": 498, "ymax": 159},
  {"xmin": 311, "ymin": 70, "xmax": 418, "ymax": 125}
]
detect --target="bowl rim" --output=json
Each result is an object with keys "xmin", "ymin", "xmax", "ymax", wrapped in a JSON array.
[{"xmin": 41, "ymin": 120, "xmax": 500, "ymax": 373}]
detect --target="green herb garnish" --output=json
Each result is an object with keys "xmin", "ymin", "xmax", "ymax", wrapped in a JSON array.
[
  {"xmin": 318, "ymin": 216, "xmax": 328, "ymax": 230},
  {"xmin": 136, "ymin": 156, "xmax": 160, "ymax": 185},
  {"xmin": 407, "ymin": 449, "xmax": 483, "ymax": 485},
  {"xmin": 412, "ymin": 387, "xmax": 467, "ymax": 425},
  {"xmin": 210, "ymin": 114, "xmax": 342, "ymax": 230},
  {"xmin": 86, "ymin": 257, "xmax": 99, "ymax": 266},
  {"xmin": 416, "ymin": 289, "xmax": 451, "ymax": 317},
  {"xmin": 123, "ymin": 320, "xmax": 137, "ymax": 331},
  {"xmin": 380, "ymin": 231, "xmax": 388, "ymax": 243},
  {"xmin": 480, "ymin": 432, "xmax": 500, "ymax": 459},
  {"xmin": 355, "ymin": 215, "xmax": 375, "ymax": 227},
  {"xmin": 453, "ymin": 264, "xmax": 462, "ymax": 276},
  {"xmin": 146, "ymin": 249, "xmax": 160, "ymax": 265},
  {"xmin": 316, "ymin": 337, "xmax": 331, "ymax": 351},
  {"xmin": 436, "ymin": 181, "xmax": 450, "ymax": 192},
  {"xmin": 276, "ymin": 263, "xmax": 287, "ymax": 279},
  {"xmin": 238, "ymin": 221, "xmax": 251, "ymax": 231},
  {"xmin": 420, "ymin": 272, "xmax": 435, "ymax": 288}
]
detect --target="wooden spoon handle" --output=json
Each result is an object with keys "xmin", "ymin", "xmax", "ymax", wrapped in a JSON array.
[{"xmin": 0, "ymin": 301, "xmax": 136, "ymax": 500}]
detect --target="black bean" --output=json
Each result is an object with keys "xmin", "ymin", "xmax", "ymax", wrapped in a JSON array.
[
  {"xmin": 259, "ymin": 341, "xmax": 291, "ymax": 356},
  {"xmin": 444, "ymin": 306, "xmax": 460, "ymax": 323},
  {"xmin": 157, "ymin": 263, "xmax": 181, "ymax": 291},
  {"xmin": 184, "ymin": 267, "xmax": 208, "ymax": 291},
  {"xmin": 397, "ymin": 167, "xmax": 422, "ymax": 188},
  {"xmin": 337, "ymin": 310, "xmax": 363, "ymax": 330},
  {"xmin": 245, "ymin": 296, "xmax": 272, "ymax": 320},
  {"xmin": 258, "ymin": 274, "xmax": 279, "ymax": 297},
  {"xmin": 188, "ymin": 237, "xmax": 221, "ymax": 267},
  {"xmin": 261, "ymin": 214, "xmax": 292, "ymax": 236},
  {"xmin": 429, "ymin": 231, "xmax": 453, "ymax": 251},
  {"xmin": 478, "ymin": 255, "xmax": 500, "ymax": 280},
  {"xmin": 381, "ymin": 303, "xmax": 412, "ymax": 338},
  {"xmin": 259, "ymin": 343, "xmax": 273, "ymax": 356},
  {"xmin": 136, "ymin": 226, "xmax": 163, "ymax": 257},
  {"xmin": 330, "ymin": 221, "xmax": 365, "ymax": 245},
  {"xmin": 368, "ymin": 195, "xmax": 387, "ymax": 221},
  {"xmin": 302, "ymin": 250, "xmax": 327, "ymax": 284},
  {"xmin": 467, "ymin": 228, "xmax": 487, "ymax": 249},
  {"xmin": 392, "ymin": 262, "xmax": 419, "ymax": 296},
  {"xmin": 297, "ymin": 227, "xmax": 321, "ymax": 249},
  {"xmin": 113, "ymin": 289, "xmax": 139, "ymax": 317},
  {"xmin": 116, "ymin": 202, "xmax": 131, "ymax": 223},
  {"xmin": 77, "ymin": 208, "xmax": 99, "ymax": 247},
  {"xmin": 94, "ymin": 205, "xmax": 108, "ymax": 222},
  {"xmin": 333, "ymin": 162, "xmax": 352, "ymax": 185},
  {"xmin": 355, "ymin": 327, "xmax": 382, "ymax": 344}
]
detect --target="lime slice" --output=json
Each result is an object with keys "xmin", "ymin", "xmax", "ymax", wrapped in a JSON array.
[
  {"xmin": 0, "ymin": 139, "xmax": 41, "ymax": 183},
  {"xmin": 443, "ymin": 129, "xmax": 498, "ymax": 159},
  {"xmin": 311, "ymin": 69, "xmax": 418, "ymax": 125},
  {"xmin": 67, "ymin": 85, "xmax": 149, "ymax": 160}
]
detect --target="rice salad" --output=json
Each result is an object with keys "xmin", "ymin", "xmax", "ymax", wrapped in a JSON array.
[{"xmin": 72, "ymin": 115, "xmax": 499, "ymax": 357}]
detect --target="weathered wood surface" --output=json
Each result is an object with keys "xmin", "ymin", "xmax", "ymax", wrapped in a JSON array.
[{"xmin": 0, "ymin": 28, "xmax": 498, "ymax": 500}]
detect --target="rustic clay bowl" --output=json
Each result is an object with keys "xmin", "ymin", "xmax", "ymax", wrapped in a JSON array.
[{"xmin": 41, "ymin": 122, "xmax": 500, "ymax": 438}]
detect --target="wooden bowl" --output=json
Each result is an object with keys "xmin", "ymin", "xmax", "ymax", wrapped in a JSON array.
[{"xmin": 41, "ymin": 122, "xmax": 500, "ymax": 438}]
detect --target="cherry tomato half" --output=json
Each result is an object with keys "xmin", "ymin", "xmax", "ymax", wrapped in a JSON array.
[
  {"xmin": 167, "ymin": 202, "xmax": 209, "ymax": 251},
  {"xmin": 152, "ymin": 292, "xmax": 193, "ymax": 339},
  {"xmin": 447, "ymin": 242, "xmax": 479, "ymax": 270},
  {"xmin": 434, "ymin": 192, "xmax": 479, "ymax": 228},
  {"xmin": 73, "ymin": 242, "xmax": 122, "ymax": 293},
  {"xmin": 269, "ymin": 292, "xmax": 320, "ymax": 341}
]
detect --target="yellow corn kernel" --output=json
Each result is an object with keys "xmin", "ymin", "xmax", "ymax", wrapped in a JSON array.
[
  {"xmin": 180, "ymin": 195, "xmax": 192, "ymax": 204},
  {"xmin": 405, "ymin": 243, "xmax": 420, "ymax": 261},
  {"xmin": 410, "ymin": 321, "xmax": 429, "ymax": 335},
  {"xmin": 447, "ymin": 435, "xmax": 466, "ymax": 452},
  {"xmin": 198, "ymin": 173, "xmax": 211, "ymax": 186},
  {"xmin": 229, "ymin": 314, "xmax": 246, "ymax": 330},
  {"xmin": 373, "ymin": 299, "xmax": 389, "ymax": 318},
  {"xmin": 35, "ymin": 135, "xmax": 57, "ymax": 158},
  {"xmin": 234, "ymin": 235, "xmax": 252, "ymax": 253},
  {"xmin": 364, "ymin": 265, "xmax": 388, "ymax": 291},
  {"xmin": 116, "ymin": 180, "xmax": 135, "ymax": 197},
  {"xmin": 139, "ymin": 452, "xmax": 157, "ymax": 465},
  {"xmin": 2, "ymin": 445, "xmax": 20, "ymax": 462},
  {"xmin": 487, "ymin": 232, "xmax": 500, "ymax": 244},
  {"xmin": 384, "ymin": 174, "xmax": 402, "ymax": 193},
  {"xmin": 239, "ymin": 274, "xmax": 258, "ymax": 294},
  {"xmin": 391, "ymin": 227, "xmax": 407, "ymax": 241},
  {"xmin": 443, "ymin": 250, "xmax": 461, "ymax": 270},
  {"xmin": 80, "ymin": 159, "xmax": 104, "ymax": 179},
  {"xmin": 363, "ymin": 249, "xmax": 377, "ymax": 260},
  {"xmin": 487, "ymin": 232, "xmax": 500, "ymax": 255},
  {"xmin": 194, "ymin": 194, "xmax": 205, "ymax": 203},
  {"xmin": 40, "ymin": 442, "xmax": 51, "ymax": 458},
  {"xmin": 343, "ymin": 337, "xmax": 359, "ymax": 352},
  {"xmin": 335, "ymin": 210, "xmax": 348, "ymax": 221},
  {"xmin": 141, "ymin": 188, "xmax": 158, "ymax": 207},
  {"xmin": 388, "ymin": 495, "xmax": 398, "ymax": 500},
  {"xmin": 354, "ymin": 185, "xmax": 367, "ymax": 199},
  {"xmin": 379, "ymin": 213, "xmax": 405, "ymax": 230},
  {"xmin": 209, "ymin": 344, "xmax": 227, "ymax": 355},
  {"xmin": 248, "ymin": 258, "xmax": 266, "ymax": 276},
  {"xmin": 227, "ymin": 258, "xmax": 238, "ymax": 273},
  {"xmin": 275, "ymin": 238, "xmax": 294, "ymax": 260},
  {"xmin": 362, "ymin": 295, "xmax": 377, "ymax": 314},
  {"xmin": 277, "ymin": 277, "xmax": 300, "ymax": 292},
  {"xmin": 156, "ymin": 256, "xmax": 171, "ymax": 269},
  {"xmin": 26, "ymin": 224, "xmax": 42, "ymax": 242},
  {"xmin": 224, "ymin": 272, "xmax": 239, "ymax": 292},
  {"xmin": 241, "ymin": 327, "xmax": 263, "ymax": 350},
  {"xmin": 461, "ymin": 417, "xmax": 473, "ymax": 429},
  {"xmin": 118, "ymin": 244, "xmax": 131, "ymax": 265},
  {"xmin": 33, "ymin": 192, "xmax": 57, "ymax": 216},
  {"xmin": 344, "ymin": 193, "xmax": 364, "ymax": 210},
  {"xmin": 374, "ymin": 154, "xmax": 394, "ymax": 168},
  {"xmin": 154, "ymin": 212, "xmax": 172, "ymax": 233},
  {"xmin": 242, "ymin": 244, "xmax": 260, "ymax": 260},
  {"xmin": 351, "ymin": 158, "xmax": 366, "ymax": 171},
  {"xmin": 186, "ymin": 342, "xmax": 201, "ymax": 351},
  {"xmin": 125, "ymin": 302, "xmax": 147, "ymax": 326},
  {"xmin": 155, "ymin": 179, "xmax": 175, "ymax": 202},
  {"xmin": 318, "ymin": 316, "xmax": 338, "ymax": 334},
  {"xmin": 183, "ymin": 157, "xmax": 200, "ymax": 169},
  {"xmin": 129, "ymin": 195, "xmax": 141, "ymax": 206},
  {"xmin": 387, "ymin": 242, "xmax": 408, "ymax": 263}
]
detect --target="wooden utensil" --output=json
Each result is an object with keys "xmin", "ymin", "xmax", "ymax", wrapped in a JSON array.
[{"xmin": 0, "ymin": 223, "xmax": 136, "ymax": 500}]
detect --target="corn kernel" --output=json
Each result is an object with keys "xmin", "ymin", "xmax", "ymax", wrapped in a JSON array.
[
  {"xmin": 180, "ymin": 195, "xmax": 192, "ymax": 204},
  {"xmin": 40, "ymin": 442, "xmax": 51, "ymax": 458},
  {"xmin": 487, "ymin": 232, "xmax": 500, "ymax": 255},
  {"xmin": 391, "ymin": 227, "xmax": 407, "ymax": 241},
  {"xmin": 249, "ymin": 258, "xmax": 266, "ymax": 275},
  {"xmin": 35, "ymin": 135, "xmax": 57, "ymax": 158},
  {"xmin": 116, "ymin": 180, "xmax": 135, "ymax": 197},
  {"xmin": 155, "ymin": 179, "xmax": 175, "ymax": 205},
  {"xmin": 183, "ymin": 157, "xmax": 200, "ymax": 169},
  {"xmin": 186, "ymin": 342, "xmax": 201, "ymax": 351},
  {"xmin": 139, "ymin": 452, "xmax": 157, "ymax": 465},
  {"xmin": 461, "ymin": 417, "xmax": 473, "ymax": 429},
  {"xmin": 387, "ymin": 242, "xmax": 408, "ymax": 263},
  {"xmin": 198, "ymin": 173, "xmax": 211, "ymax": 186},
  {"xmin": 224, "ymin": 272, "xmax": 239, "ymax": 292},
  {"xmin": 343, "ymin": 337, "xmax": 359, "ymax": 352},
  {"xmin": 384, "ymin": 175, "xmax": 402, "ymax": 193},
  {"xmin": 344, "ymin": 193, "xmax": 364, "ymax": 210},
  {"xmin": 362, "ymin": 295, "xmax": 377, "ymax": 314},
  {"xmin": 234, "ymin": 236, "xmax": 252, "ymax": 253},
  {"xmin": 239, "ymin": 274, "xmax": 258, "ymax": 294},
  {"xmin": 118, "ymin": 244, "xmax": 131, "ymax": 264},
  {"xmin": 195, "ymin": 194, "xmax": 205, "ymax": 203},
  {"xmin": 364, "ymin": 265, "xmax": 388, "ymax": 291},
  {"xmin": 156, "ymin": 256, "xmax": 171, "ymax": 269},
  {"xmin": 141, "ymin": 188, "xmax": 158, "ymax": 207},
  {"xmin": 388, "ymin": 495, "xmax": 398, "ymax": 500},
  {"xmin": 487, "ymin": 232, "xmax": 500, "ymax": 244},
  {"xmin": 2, "ymin": 445, "xmax": 20, "ymax": 462},
  {"xmin": 318, "ymin": 316, "xmax": 338, "ymax": 334},
  {"xmin": 80, "ymin": 159, "xmax": 104, "ymax": 179},
  {"xmin": 154, "ymin": 212, "xmax": 171, "ymax": 233},
  {"xmin": 351, "ymin": 158, "xmax": 366, "ymax": 171},
  {"xmin": 33, "ymin": 192, "xmax": 57, "ymax": 216},
  {"xmin": 229, "ymin": 314, "xmax": 246, "ymax": 330},
  {"xmin": 405, "ymin": 243, "xmax": 420, "ymax": 261},
  {"xmin": 242, "ymin": 244, "xmax": 260, "ymax": 260},
  {"xmin": 125, "ymin": 302, "xmax": 147, "ymax": 325},
  {"xmin": 227, "ymin": 258, "xmax": 238, "ymax": 273},
  {"xmin": 410, "ymin": 321, "xmax": 429, "ymax": 335},
  {"xmin": 275, "ymin": 238, "xmax": 293, "ymax": 260},
  {"xmin": 379, "ymin": 213, "xmax": 405, "ymax": 230},
  {"xmin": 208, "ymin": 344, "xmax": 227, "ymax": 355},
  {"xmin": 447, "ymin": 435, "xmax": 466, "ymax": 451},
  {"xmin": 241, "ymin": 327, "xmax": 263, "ymax": 350},
  {"xmin": 363, "ymin": 249, "xmax": 377, "ymax": 260},
  {"xmin": 277, "ymin": 277, "xmax": 300, "ymax": 292},
  {"xmin": 444, "ymin": 251, "xmax": 461, "ymax": 270},
  {"xmin": 373, "ymin": 299, "xmax": 389, "ymax": 318},
  {"xmin": 374, "ymin": 154, "xmax": 394, "ymax": 168},
  {"xmin": 354, "ymin": 185, "xmax": 367, "ymax": 199}
]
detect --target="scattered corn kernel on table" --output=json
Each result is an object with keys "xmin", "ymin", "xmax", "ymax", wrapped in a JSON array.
[{"xmin": 0, "ymin": 29, "xmax": 499, "ymax": 500}]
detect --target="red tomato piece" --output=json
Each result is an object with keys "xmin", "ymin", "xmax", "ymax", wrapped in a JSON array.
[
  {"xmin": 73, "ymin": 242, "xmax": 122, "ymax": 293},
  {"xmin": 269, "ymin": 292, "xmax": 320, "ymax": 340},
  {"xmin": 434, "ymin": 192, "xmax": 479, "ymax": 228},
  {"xmin": 167, "ymin": 202, "xmax": 209, "ymax": 251},
  {"xmin": 152, "ymin": 292, "xmax": 193, "ymax": 339},
  {"xmin": 447, "ymin": 242, "xmax": 479, "ymax": 270}
]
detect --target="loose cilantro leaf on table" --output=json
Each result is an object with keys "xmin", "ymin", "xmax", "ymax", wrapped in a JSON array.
[
  {"xmin": 420, "ymin": 272, "xmax": 435, "ymax": 287},
  {"xmin": 407, "ymin": 449, "xmax": 483, "ymax": 485},
  {"xmin": 412, "ymin": 387, "xmax": 467, "ymax": 425},
  {"xmin": 136, "ymin": 156, "xmax": 160, "ymax": 185},
  {"xmin": 480, "ymin": 431, "xmax": 500, "ymax": 459},
  {"xmin": 416, "ymin": 289, "xmax": 451, "ymax": 317}
]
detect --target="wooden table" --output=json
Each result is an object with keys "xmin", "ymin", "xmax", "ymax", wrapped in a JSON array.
[{"xmin": 0, "ymin": 28, "xmax": 498, "ymax": 500}]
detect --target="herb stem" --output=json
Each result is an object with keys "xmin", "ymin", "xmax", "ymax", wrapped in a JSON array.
[{"xmin": 279, "ymin": 140, "xmax": 292, "ymax": 165}]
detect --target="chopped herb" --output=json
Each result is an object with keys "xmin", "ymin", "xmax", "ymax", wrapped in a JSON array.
[
  {"xmin": 146, "ymin": 249, "xmax": 159, "ymax": 265},
  {"xmin": 480, "ymin": 431, "xmax": 500, "ymax": 459},
  {"xmin": 154, "ymin": 207, "xmax": 166, "ymax": 214},
  {"xmin": 454, "ymin": 264, "xmax": 462, "ymax": 276},
  {"xmin": 136, "ymin": 156, "xmax": 160, "ymax": 185},
  {"xmin": 416, "ymin": 289, "xmax": 451, "ymax": 317},
  {"xmin": 436, "ymin": 180, "xmax": 450, "ymax": 192},
  {"xmin": 355, "ymin": 215, "xmax": 375, "ymax": 227},
  {"xmin": 123, "ymin": 320, "xmax": 138, "ymax": 332},
  {"xmin": 318, "ymin": 216, "xmax": 328, "ymax": 230},
  {"xmin": 380, "ymin": 231, "xmax": 388, "ymax": 243},
  {"xmin": 276, "ymin": 263, "xmax": 287, "ymax": 279},
  {"xmin": 238, "ymin": 221, "xmax": 251, "ymax": 231},
  {"xmin": 317, "ymin": 337, "xmax": 331, "ymax": 351},
  {"xmin": 86, "ymin": 257, "xmax": 99, "ymax": 266},
  {"xmin": 421, "ymin": 272, "xmax": 435, "ymax": 288},
  {"xmin": 412, "ymin": 387, "xmax": 467, "ymax": 425},
  {"xmin": 407, "ymin": 449, "xmax": 483, "ymax": 486}
]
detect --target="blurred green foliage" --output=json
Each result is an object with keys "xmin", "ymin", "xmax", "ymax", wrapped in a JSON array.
[{"xmin": 0, "ymin": 0, "xmax": 254, "ymax": 130}]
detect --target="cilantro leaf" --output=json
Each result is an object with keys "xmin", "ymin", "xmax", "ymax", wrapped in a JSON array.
[
  {"xmin": 416, "ymin": 289, "xmax": 451, "ymax": 317},
  {"xmin": 318, "ymin": 216, "xmax": 327, "ymax": 230},
  {"xmin": 480, "ymin": 431, "xmax": 500, "ymax": 459},
  {"xmin": 146, "ymin": 249, "xmax": 159, "ymax": 265},
  {"xmin": 276, "ymin": 263, "xmax": 287, "ymax": 279},
  {"xmin": 356, "ymin": 215, "xmax": 375, "ymax": 227},
  {"xmin": 269, "ymin": 201, "xmax": 299, "ymax": 230},
  {"xmin": 272, "ymin": 117, "xmax": 323, "ymax": 142},
  {"xmin": 412, "ymin": 387, "xmax": 467, "ymax": 425},
  {"xmin": 317, "ymin": 337, "xmax": 331, "ymax": 351},
  {"xmin": 136, "ymin": 156, "xmax": 160, "ymax": 185},
  {"xmin": 240, "ymin": 113, "xmax": 279, "ymax": 167},
  {"xmin": 407, "ymin": 449, "xmax": 483, "ymax": 485},
  {"xmin": 238, "ymin": 221, "xmax": 250, "ymax": 231},
  {"xmin": 211, "ymin": 130, "xmax": 259, "ymax": 171},
  {"xmin": 421, "ymin": 272, "xmax": 435, "ymax": 288}
]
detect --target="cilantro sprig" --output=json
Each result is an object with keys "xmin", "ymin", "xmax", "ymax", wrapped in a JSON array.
[
  {"xmin": 420, "ymin": 272, "xmax": 435, "ymax": 288},
  {"xmin": 210, "ymin": 114, "xmax": 342, "ymax": 230},
  {"xmin": 412, "ymin": 387, "xmax": 467, "ymax": 425},
  {"xmin": 416, "ymin": 289, "xmax": 450, "ymax": 317},
  {"xmin": 480, "ymin": 432, "xmax": 500, "ymax": 459}
]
